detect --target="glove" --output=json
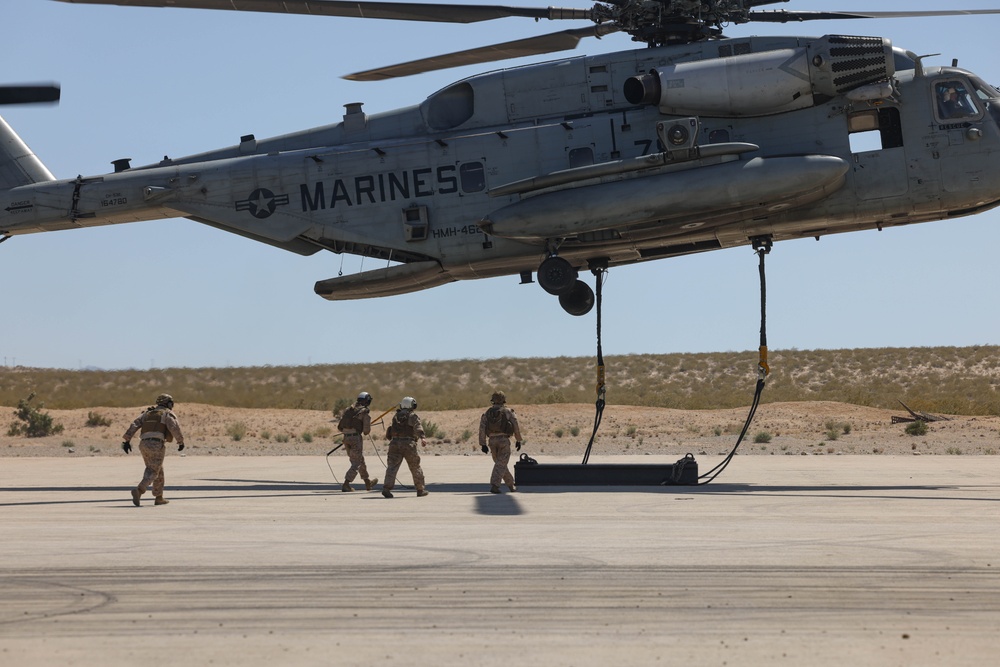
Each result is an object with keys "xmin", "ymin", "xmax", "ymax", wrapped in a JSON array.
[
  {"xmin": 515, "ymin": 441, "xmax": 522, "ymax": 451},
  {"xmin": 178, "ymin": 443, "xmax": 185, "ymax": 452},
  {"xmin": 481, "ymin": 444, "xmax": 488, "ymax": 454},
  {"xmin": 121, "ymin": 441, "xmax": 131, "ymax": 454}
]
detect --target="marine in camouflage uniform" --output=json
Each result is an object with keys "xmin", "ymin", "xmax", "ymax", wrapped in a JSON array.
[
  {"xmin": 338, "ymin": 391, "xmax": 378, "ymax": 492},
  {"xmin": 381, "ymin": 396, "xmax": 429, "ymax": 498},
  {"xmin": 122, "ymin": 393, "xmax": 185, "ymax": 506},
  {"xmin": 478, "ymin": 390, "xmax": 523, "ymax": 494}
]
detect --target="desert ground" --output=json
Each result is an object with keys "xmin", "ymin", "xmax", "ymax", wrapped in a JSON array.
[{"xmin": 3, "ymin": 400, "xmax": 999, "ymax": 458}]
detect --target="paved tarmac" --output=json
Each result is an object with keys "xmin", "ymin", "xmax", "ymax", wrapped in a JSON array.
[{"xmin": 1, "ymin": 454, "xmax": 999, "ymax": 666}]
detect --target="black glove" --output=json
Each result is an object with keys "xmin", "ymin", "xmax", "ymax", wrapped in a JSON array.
[
  {"xmin": 121, "ymin": 441, "xmax": 131, "ymax": 454},
  {"xmin": 481, "ymin": 444, "xmax": 488, "ymax": 454},
  {"xmin": 178, "ymin": 443, "xmax": 185, "ymax": 452},
  {"xmin": 515, "ymin": 441, "xmax": 522, "ymax": 451}
]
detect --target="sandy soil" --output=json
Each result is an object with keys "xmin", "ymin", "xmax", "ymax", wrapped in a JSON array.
[{"xmin": 3, "ymin": 400, "xmax": 999, "ymax": 458}]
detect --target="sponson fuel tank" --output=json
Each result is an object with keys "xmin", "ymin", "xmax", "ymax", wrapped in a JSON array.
[{"xmin": 480, "ymin": 155, "xmax": 849, "ymax": 240}]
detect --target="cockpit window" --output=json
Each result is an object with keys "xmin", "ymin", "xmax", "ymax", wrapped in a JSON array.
[
  {"xmin": 935, "ymin": 80, "xmax": 979, "ymax": 121},
  {"xmin": 969, "ymin": 75, "xmax": 1000, "ymax": 128}
]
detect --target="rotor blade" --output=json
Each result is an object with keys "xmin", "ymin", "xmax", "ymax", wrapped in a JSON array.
[
  {"xmin": 750, "ymin": 9, "xmax": 1000, "ymax": 23},
  {"xmin": 346, "ymin": 24, "xmax": 619, "ymax": 81},
  {"xmin": 0, "ymin": 85, "xmax": 61, "ymax": 106},
  {"xmin": 56, "ymin": 0, "xmax": 591, "ymax": 24}
]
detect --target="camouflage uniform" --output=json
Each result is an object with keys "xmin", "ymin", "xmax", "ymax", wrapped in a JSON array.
[
  {"xmin": 123, "ymin": 398, "xmax": 185, "ymax": 505},
  {"xmin": 339, "ymin": 401, "xmax": 377, "ymax": 491},
  {"xmin": 382, "ymin": 408, "xmax": 427, "ymax": 497},
  {"xmin": 479, "ymin": 396, "xmax": 523, "ymax": 492}
]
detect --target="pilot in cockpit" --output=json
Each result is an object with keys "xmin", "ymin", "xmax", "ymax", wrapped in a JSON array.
[{"xmin": 938, "ymin": 83, "xmax": 976, "ymax": 119}]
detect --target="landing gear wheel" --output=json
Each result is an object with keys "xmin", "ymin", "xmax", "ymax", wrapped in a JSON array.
[
  {"xmin": 558, "ymin": 280, "xmax": 595, "ymax": 316},
  {"xmin": 537, "ymin": 256, "xmax": 578, "ymax": 295}
]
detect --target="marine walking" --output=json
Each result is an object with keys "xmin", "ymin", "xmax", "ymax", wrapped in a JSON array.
[
  {"xmin": 337, "ymin": 391, "xmax": 379, "ymax": 492},
  {"xmin": 122, "ymin": 393, "xmax": 185, "ymax": 506},
  {"xmin": 478, "ymin": 390, "xmax": 523, "ymax": 494},
  {"xmin": 381, "ymin": 396, "xmax": 429, "ymax": 498}
]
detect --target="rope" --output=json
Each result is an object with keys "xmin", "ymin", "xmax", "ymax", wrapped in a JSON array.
[
  {"xmin": 582, "ymin": 266, "xmax": 607, "ymax": 465},
  {"xmin": 697, "ymin": 238, "xmax": 771, "ymax": 484}
]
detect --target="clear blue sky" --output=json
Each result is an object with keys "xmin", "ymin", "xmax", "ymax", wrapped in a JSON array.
[{"xmin": 4, "ymin": 0, "xmax": 1000, "ymax": 369}]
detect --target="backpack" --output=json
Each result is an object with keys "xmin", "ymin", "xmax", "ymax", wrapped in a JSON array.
[
  {"xmin": 338, "ymin": 405, "xmax": 364, "ymax": 432},
  {"xmin": 485, "ymin": 406, "xmax": 514, "ymax": 436}
]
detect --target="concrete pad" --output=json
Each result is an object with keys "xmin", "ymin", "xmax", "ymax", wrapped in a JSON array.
[{"xmin": 2, "ymin": 454, "xmax": 999, "ymax": 666}]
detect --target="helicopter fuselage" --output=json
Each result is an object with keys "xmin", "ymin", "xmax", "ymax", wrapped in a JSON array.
[{"xmin": 3, "ymin": 34, "xmax": 1000, "ymax": 310}]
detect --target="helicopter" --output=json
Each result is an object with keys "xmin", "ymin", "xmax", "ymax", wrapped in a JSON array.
[{"xmin": 4, "ymin": 1, "xmax": 1000, "ymax": 321}]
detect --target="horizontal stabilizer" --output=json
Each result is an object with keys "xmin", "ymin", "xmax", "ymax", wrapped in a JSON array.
[{"xmin": 0, "ymin": 115, "xmax": 54, "ymax": 189}]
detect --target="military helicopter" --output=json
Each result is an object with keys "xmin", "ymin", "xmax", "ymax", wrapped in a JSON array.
[{"xmin": 4, "ymin": 1, "xmax": 1000, "ymax": 319}]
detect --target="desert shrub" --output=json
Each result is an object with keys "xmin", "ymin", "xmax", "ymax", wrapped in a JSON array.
[
  {"xmin": 8, "ymin": 393, "xmax": 64, "ymax": 438},
  {"xmin": 331, "ymin": 397, "xmax": 353, "ymax": 417},
  {"xmin": 460, "ymin": 429, "xmax": 472, "ymax": 442},
  {"xmin": 226, "ymin": 422, "xmax": 248, "ymax": 441},
  {"xmin": 85, "ymin": 411, "xmax": 112, "ymax": 427},
  {"xmin": 554, "ymin": 428, "xmax": 564, "ymax": 438},
  {"xmin": 753, "ymin": 431, "xmax": 772, "ymax": 444},
  {"xmin": 570, "ymin": 426, "xmax": 580, "ymax": 437},
  {"xmin": 905, "ymin": 420, "xmax": 928, "ymax": 436},
  {"xmin": 423, "ymin": 420, "xmax": 440, "ymax": 438},
  {"xmin": 302, "ymin": 432, "xmax": 313, "ymax": 443},
  {"xmin": 275, "ymin": 433, "xmax": 290, "ymax": 443},
  {"xmin": 314, "ymin": 426, "xmax": 332, "ymax": 438}
]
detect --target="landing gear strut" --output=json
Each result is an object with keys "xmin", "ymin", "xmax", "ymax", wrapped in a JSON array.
[
  {"xmin": 537, "ymin": 255, "xmax": 578, "ymax": 295},
  {"xmin": 558, "ymin": 280, "xmax": 595, "ymax": 316},
  {"xmin": 536, "ymin": 254, "xmax": 599, "ymax": 316}
]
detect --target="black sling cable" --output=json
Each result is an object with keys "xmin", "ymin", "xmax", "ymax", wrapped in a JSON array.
[
  {"xmin": 697, "ymin": 237, "xmax": 771, "ymax": 484},
  {"xmin": 582, "ymin": 266, "xmax": 607, "ymax": 465}
]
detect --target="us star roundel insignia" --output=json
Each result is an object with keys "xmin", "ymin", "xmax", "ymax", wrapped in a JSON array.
[{"xmin": 235, "ymin": 188, "xmax": 290, "ymax": 219}]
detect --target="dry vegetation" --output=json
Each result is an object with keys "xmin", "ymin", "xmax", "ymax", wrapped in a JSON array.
[
  {"xmin": 3, "ymin": 346, "xmax": 1000, "ymax": 459},
  {"xmin": 3, "ymin": 345, "xmax": 1000, "ymax": 413}
]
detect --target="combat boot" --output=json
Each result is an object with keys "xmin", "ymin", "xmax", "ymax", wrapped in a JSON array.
[
  {"xmin": 154, "ymin": 496, "xmax": 169, "ymax": 505},
  {"xmin": 506, "ymin": 483, "xmax": 517, "ymax": 493},
  {"xmin": 490, "ymin": 485, "xmax": 501, "ymax": 494},
  {"xmin": 382, "ymin": 489, "xmax": 394, "ymax": 498},
  {"xmin": 416, "ymin": 489, "xmax": 429, "ymax": 497},
  {"xmin": 364, "ymin": 477, "xmax": 379, "ymax": 492},
  {"xmin": 131, "ymin": 488, "xmax": 142, "ymax": 506},
  {"xmin": 342, "ymin": 482, "xmax": 354, "ymax": 492}
]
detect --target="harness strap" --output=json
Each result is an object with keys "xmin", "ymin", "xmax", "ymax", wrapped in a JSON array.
[
  {"xmin": 582, "ymin": 265, "xmax": 607, "ymax": 465},
  {"xmin": 698, "ymin": 237, "xmax": 771, "ymax": 484}
]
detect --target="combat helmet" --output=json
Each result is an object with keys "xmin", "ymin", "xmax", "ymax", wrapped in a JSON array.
[
  {"xmin": 491, "ymin": 390, "xmax": 506, "ymax": 404},
  {"xmin": 155, "ymin": 393, "xmax": 174, "ymax": 409}
]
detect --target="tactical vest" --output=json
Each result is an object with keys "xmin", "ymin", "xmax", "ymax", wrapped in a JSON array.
[
  {"xmin": 485, "ymin": 405, "xmax": 514, "ymax": 436},
  {"xmin": 338, "ymin": 405, "xmax": 366, "ymax": 432},
  {"xmin": 140, "ymin": 407, "xmax": 173, "ymax": 442},
  {"xmin": 390, "ymin": 410, "xmax": 417, "ymax": 440}
]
